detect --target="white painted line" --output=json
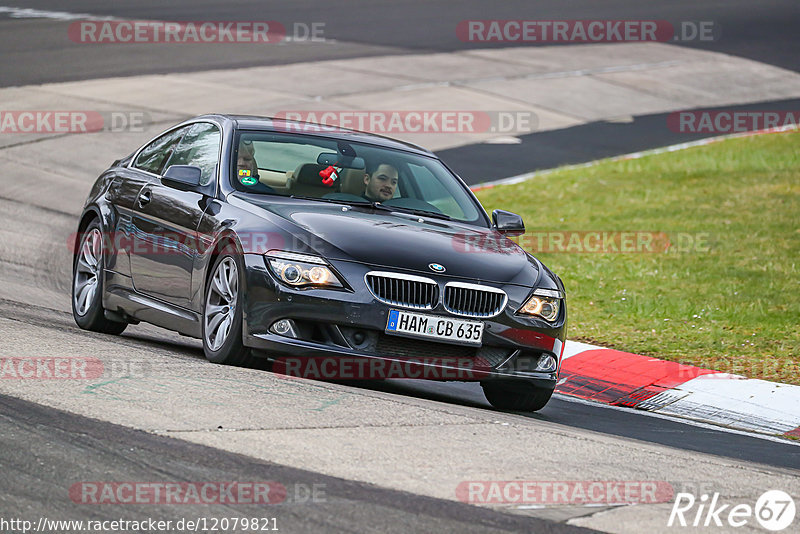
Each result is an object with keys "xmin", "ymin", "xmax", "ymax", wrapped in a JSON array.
[
  {"xmin": 514, "ymin": 59, "xmax": 686, "ymax": 81},
  {"xmin": 0, "ymin": 6, "xmax": 116, "ymax": 21}
]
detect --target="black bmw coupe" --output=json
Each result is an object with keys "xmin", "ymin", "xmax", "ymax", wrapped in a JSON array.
[{"xmin": 72, "ymin": 115, "xmax": 566, "ymax": 411}]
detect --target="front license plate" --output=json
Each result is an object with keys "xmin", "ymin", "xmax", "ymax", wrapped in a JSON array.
[{"xmin": 385, "ymin": 309, "xmax": 483, "ymax": 346}]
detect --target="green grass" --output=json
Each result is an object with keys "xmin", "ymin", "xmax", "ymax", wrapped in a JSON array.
[{"xmin": 475, "ymin": 130, "xmax": 800, "ymax": 384}]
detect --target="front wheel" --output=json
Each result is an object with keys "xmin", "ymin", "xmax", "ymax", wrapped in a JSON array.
[
  {"xmin": 202, "ymin": 251, "xmax": 252, "ymax": 366},
  {"xmin": 72, "ymin": 219, "xmax": 127, "ymax": 335},
  {"xmin": 481, "ymin": 381, "xmax": 554, "ymax": 412}
]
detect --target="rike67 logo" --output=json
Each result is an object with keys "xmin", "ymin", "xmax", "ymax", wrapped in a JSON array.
[{"xmin": 669, "ymin": 490, "xmax": 796, "ymax": 531}]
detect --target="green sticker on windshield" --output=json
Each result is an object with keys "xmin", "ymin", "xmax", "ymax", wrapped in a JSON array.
[{"xmin": 238, "ymin": 169, "xmax": 258, "ymax": 186}]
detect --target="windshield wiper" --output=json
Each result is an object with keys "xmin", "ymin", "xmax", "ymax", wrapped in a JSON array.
[
  {"xmin": 289, "ymin": 195, "xmax": 344, "ymax": 203},
  {"xmin": 292, "ymin": 196, "xmax": 395, "ymax": 211},
  {"xmin": 384, "ymin": 206, "xmax": 452, "ymax": 221},
  {"xmin": 339, "ymin": 200, "xmax": 453, "ymax": 221},
  {"xmin": 337, "ymin": 201, "xmax": 451, "ymax": 220},
  {"xmin": 288, "ymin": 195, "xmax": 390, "ymax": 210},
  {"xmin": 288, "ymin": 196, "xmax": 451, "ymax": 220},
  {"xmin": 336, "ymin": 199, "xmax": 394, "ymax": 211}
]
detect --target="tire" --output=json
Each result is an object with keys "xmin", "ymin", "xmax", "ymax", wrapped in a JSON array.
[
  {"xmin": 72, "ymin": 219, "xmax": 127, "ymax": 335},
  {"xmin": 202, "ymin": 249, "xmax": 252, "ymax": 366},
  {"xmin": 481, "ymin": 380, "xmax": 554, "ymax": 412}
]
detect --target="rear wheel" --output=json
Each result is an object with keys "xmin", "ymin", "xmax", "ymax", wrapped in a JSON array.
[
  {"xmin": 202, "ymin": 250, "xmax": 252, "ymax": 366},
  {"xmin": 481, "ymin": 380, "xmax": 554, "ymax": 412},
  {"xmin": 72, "ymin": 219, "xmax": 127, "ymax": 335}
]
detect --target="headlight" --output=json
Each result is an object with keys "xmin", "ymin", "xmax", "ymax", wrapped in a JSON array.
[
  {"xmin": 518, "ymin": 288, "xmax": 563, "ymax": 322},
  {"xmin": 265, "ymin": 251, "xmax": 343, "ymax": 289}
]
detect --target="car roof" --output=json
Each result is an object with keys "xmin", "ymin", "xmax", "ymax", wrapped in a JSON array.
[{"xmin": 196, "ymin": 114, "xmax": 436, "ymax": 157}]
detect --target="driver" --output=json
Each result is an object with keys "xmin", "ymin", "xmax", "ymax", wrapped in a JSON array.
[
  {"xmin": 236, "ymin": 139, "xmax": 275, "ymax": 193},
  {"xmin": 237, "ymin": 139, "xmax": 259, "ymax": 182},
  {"xmin": 363, "ymin": 163, "xmax": 398, "ymax": 202}
]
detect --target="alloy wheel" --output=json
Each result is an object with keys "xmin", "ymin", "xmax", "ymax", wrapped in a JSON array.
[
  {"xmin": 73, "ymin": 228, "xmax": 102, "ymax": 316},
  {"xmin": 204, "ymin": 257, "xmax": 239, "ymax": 351}
]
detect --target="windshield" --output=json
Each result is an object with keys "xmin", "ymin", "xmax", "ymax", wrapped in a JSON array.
[{"xmin": 231, "ymin": 130, "xmax": 485, "ymax": 224}]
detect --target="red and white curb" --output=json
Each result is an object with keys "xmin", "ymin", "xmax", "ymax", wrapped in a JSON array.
[{"xmin": 557, "ymin": 340, "xmax": 800, "ymax": 439}]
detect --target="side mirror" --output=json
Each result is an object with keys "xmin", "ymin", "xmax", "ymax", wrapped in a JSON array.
[
  {"xmin": 162, "ymin": 165, "xmax": 213, "ymax": 195},
  {"xmin": 492, "ymin": 209, "xmax": 525, "ymax": 236}
]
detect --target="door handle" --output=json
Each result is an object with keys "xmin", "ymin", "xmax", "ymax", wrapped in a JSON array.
[{"xmin": 138, "ymin": 189, "xmax": 152, "ymax": 208}]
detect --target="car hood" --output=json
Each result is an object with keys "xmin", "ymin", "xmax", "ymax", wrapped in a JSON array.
[{"xmin": 236, "ymin": 196, "xmax": 539, "ymax": 285}]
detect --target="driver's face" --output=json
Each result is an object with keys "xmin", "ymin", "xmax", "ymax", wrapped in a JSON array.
[
  {"xmin": 237, "ymin": 142, "xmax": 256, "ymax": 175},
  {"xmin": 364, "ymin": 164, "xmax": 398, "ymax": 202}
]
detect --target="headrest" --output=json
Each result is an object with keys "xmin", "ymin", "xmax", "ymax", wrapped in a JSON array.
[
  {"xmin": 339, "ymin": 168, "xmax": 366, "ymax": 195},
  {"xmin": 293, "ymin": 163, "xmax": 328, "ymax": 185}
]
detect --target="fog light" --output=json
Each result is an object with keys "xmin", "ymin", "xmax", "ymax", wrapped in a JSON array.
[
  {"xmin": 270, "ymin": 319, "xmax": 297, "ymax": 338},
  {"xmin": 535, "ymin": 354, "xmax": 557, "ymax": 372}
]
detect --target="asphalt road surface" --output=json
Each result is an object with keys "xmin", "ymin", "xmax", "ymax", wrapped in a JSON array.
[
  {"xmin": 0, "ymin": 394, "xmax": 594, "ymax": 534},
  {"xmin": 441, "ymin": 97, "xmax": 800, "ymax": 184},
  {"xmin": 0, "ymin": 0, "xmax": 798, "ymax": 88},
  {"xmin": 3, "ymin": 1, "xmax": 797, "ymax": 180}
]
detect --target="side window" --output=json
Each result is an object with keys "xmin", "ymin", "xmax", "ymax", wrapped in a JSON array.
[
  {"xmin": 164, "ymin": 123, "xmax": 221, "ymax": 186},
  {"xmin": 133, "ymin": 126, "xmax": 189, "ymax": 175}
]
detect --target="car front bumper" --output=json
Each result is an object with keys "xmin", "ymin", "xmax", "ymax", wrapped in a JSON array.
[{"xmin": 241, "ymin": 254, "xmax": 566, "ymax": 387}]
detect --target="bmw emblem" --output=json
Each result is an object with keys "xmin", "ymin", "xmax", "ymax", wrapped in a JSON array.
[{"xmin": 428, "ymin": 263, "xmax": 446, "ymax": 273}]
